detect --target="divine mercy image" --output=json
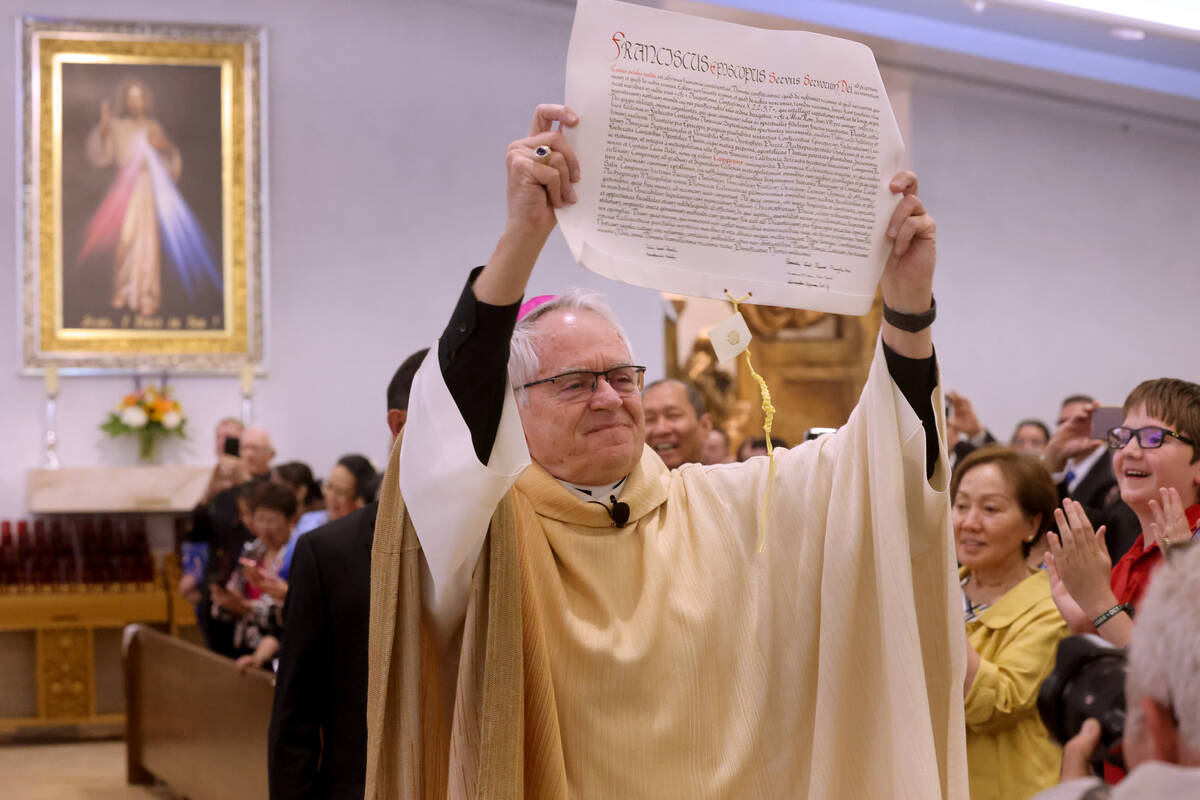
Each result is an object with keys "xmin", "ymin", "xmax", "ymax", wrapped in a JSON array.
[{"xmin": 59, "ymin": 62, "xmax": 226, "ymax": 332}]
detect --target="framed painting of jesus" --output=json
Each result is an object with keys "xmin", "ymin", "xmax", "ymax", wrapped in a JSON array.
[{"xmin": 19, "ymin": 17, "xmax": 266, "ymax": 373}]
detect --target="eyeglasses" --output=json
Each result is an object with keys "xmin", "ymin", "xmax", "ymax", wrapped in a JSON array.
[
  {"xmin": 1107, "ymin": 426, "xmax": 1195, "ymax": 450},
  {"xmin": 520, "ymin": 365, "xmax": 646, "ymax": 403}
]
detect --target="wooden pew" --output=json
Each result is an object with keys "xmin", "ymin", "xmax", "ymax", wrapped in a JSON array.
[{"xmin": 123, "ymin": 623, "xmax": 273, "ymax": 799}]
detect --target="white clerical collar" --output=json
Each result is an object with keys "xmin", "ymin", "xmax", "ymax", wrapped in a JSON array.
[{"xmin": 559, "ymin": 475, "xmax": 628, "ymax": 505}]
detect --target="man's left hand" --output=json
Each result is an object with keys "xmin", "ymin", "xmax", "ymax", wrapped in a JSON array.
[{"xmin": 881, "ymin": 171, "xmax": 936, "ymax": 313}]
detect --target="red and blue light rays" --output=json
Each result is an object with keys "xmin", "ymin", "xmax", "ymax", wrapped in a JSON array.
[{"xmin": 77, "ymin": 133, "xmax": 223, "ymax": 303}]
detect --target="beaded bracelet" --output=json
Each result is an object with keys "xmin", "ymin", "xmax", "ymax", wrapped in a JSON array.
[{"xmin": 1092, "ymin": 603, "xmax": 1133, "ymax": 629}]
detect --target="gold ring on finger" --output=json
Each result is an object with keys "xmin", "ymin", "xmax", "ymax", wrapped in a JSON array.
[{"xmin": 533, "ymin": 145, "xmax": 553, "ymax": 165}]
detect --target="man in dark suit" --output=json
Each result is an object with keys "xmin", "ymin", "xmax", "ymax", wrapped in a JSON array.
[
  {"xmin": 1044, "ymin": 394, "xmax": 1140, "ymax": 563},
  {"xmin": 268, "ymin": 348, "xmax": 427, "ymax": 800}
]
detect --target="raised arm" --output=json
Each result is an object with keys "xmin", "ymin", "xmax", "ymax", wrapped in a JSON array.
[
  {"xmin": 85, "ymin": 101, "xmax": 116, "ymax": 167},
  {"xmin": 399, "ymin": 106, "xmax": 581, "ymax": 639},
  {"xmin": 880, "ymin": 171, "xmax": 940, "ymax": 478},
  {"xmin": 879, "ymin": 171, "xmax": 935, "ymax": 360},
  {"xmin": 442, "ymin": 105, "xmax": 581, "ymax": 463},
  {"xmin": 472, "ymin": 104, "xmax": 580, "ymax": 305}
]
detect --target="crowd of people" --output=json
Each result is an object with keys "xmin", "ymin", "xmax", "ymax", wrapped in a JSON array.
[
  {"xmin": 181, "ymin": 435, "xmax": 378, "ymax": 670},
  {"xmin": 179, "ymin": 353, "xmax": 1199, "ymax": 800},
  {"xmin": 632, "ymin": 370, "xmax": 1200, "ymax": 799},
  {"xmin": 169, "ymin": 104, "xmax": 1197, "ymax": 800}
]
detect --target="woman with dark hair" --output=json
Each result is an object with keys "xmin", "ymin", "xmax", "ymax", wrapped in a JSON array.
[
  {"xmin": 953, "ymin": 446, "xmax": 1069, "ymax": 800},
  {"xmin": 273, "ymin": 461, "xmax": 324, "ymax": 513},
  {"xmin": 210, "ymin": 481, "xmax": 297, "ymax": 674},
  {"xmin": 324, "ymin": 454, "xmax": 378, "ymax": 522},
  {"xmin": 272, "ymin": 461, "xmax": 327, "ymax": 581}
]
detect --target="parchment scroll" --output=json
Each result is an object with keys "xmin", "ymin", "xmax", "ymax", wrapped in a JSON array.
[{"xmin": 556, "ymin": 0, "xmax": 905, "ymax": 315}]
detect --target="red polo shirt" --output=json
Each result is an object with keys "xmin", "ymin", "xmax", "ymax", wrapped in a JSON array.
[{"xmin": 1110, "ymin": 503, "xmax": 1200, "ymax": 610}]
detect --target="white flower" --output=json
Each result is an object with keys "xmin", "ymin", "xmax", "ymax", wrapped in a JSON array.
[
  {"xmin": 161, "ymin": 410, "xmax": 183, "ymax": 430},
  {"xmin": 120, "ymin": 406, "xmax": 149, "ymax": 428}
]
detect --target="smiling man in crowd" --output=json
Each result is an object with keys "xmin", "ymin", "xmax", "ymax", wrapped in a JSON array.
[{"xmin": 642, "ymin": 378, "xmax": 713, "ymax": 469}]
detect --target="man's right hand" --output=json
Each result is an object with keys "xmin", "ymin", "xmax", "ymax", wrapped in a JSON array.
[
  {"xmin": 505, "ymin": 104, "xmax": 580, "ymax": 236},
  {"xmin": 1044, "ymin": 402, "xmax": 1101, "ymax": 473},
  {"xmin": 1060, "ymin": 718, "xmax": 1102, "ymax": 781},
  {"xmin": 474, "ymin": 105, "xmax": 581, "ymax": 307},
  {"xmin": 945, "ymin": 390, "xmax": 983, "ymax": 442}
]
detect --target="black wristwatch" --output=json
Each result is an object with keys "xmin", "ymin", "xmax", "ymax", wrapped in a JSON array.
[{"xmin": 882, "ymin": 295, "xmax": 936, "ymax": 332}]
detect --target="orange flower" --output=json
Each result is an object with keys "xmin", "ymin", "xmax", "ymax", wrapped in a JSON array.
[{"xmin": 122, "ymin": 393, "xmax": 139, "ymax": 407}]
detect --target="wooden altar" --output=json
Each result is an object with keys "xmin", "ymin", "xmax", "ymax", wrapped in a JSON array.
[{"xmin": 0, "ymin": 466, "xmax": 208, "ymax": 736}]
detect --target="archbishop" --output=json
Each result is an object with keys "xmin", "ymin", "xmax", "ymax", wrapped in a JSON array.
[{"xmin": 365, "ymin": 105, "xmax": 967, "ymax": 799}]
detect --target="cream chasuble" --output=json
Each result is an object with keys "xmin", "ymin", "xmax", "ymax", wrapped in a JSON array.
[{"xmin": 369, "ymin": 337, "xmax": 968, "ymax": 799}]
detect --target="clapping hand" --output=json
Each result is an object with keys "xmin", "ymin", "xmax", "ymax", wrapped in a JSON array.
[
  {"xmin": 1046, "ymin": 499, "xmax": 1114, "ymax": 621},
  {"xmin": 1045, "ymin": 553, "xmax": 1093, "ymax": 634},
  {"xmin": 1148, "ymin": 487, "xmax": 1191, "ymax": 552}
]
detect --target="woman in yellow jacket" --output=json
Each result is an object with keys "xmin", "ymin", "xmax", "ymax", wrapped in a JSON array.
[{"xmin": 953, "ymin": 447, "xmax": 1070, "ymax": 800}]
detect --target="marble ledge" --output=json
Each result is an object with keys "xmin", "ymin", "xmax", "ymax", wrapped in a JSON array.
[{"xmin": 27, "ymin": 466, "xmax": 213, "ymax": 514}]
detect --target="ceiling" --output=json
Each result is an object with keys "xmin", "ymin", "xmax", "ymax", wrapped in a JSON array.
[
  {"xmin": 831, "ymin": 0, "xmax": 1199, "ymax": 72},
  {"xmin": 690, "ymin": 0, "xmax": 1200, "ymax": 102}
]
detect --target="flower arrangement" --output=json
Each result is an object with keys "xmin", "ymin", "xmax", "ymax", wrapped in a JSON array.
[{"xmin": 100, "ymin": 383, "xmax": 187, "ymax": 460}]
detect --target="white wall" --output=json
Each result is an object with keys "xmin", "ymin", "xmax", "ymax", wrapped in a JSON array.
[
  {"xmin": 909, "ymin": 72, "xmax": 1200, "ymax": 439},
  {"xmin": 0, "ymin": 0, "xmax": 665, "ymax": 516},
  {"xmin": 1, "ymin": 0, "xmax": 1197, "ymax": 516}
]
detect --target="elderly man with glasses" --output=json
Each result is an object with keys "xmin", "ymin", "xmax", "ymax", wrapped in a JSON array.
[
  {"xmin": 1046, "ymin": 378, "xmax": 1200, "ymax": 652},
  {"xmin": 365, "ymin": 105, "xmax": 966, "ymax": 799}
]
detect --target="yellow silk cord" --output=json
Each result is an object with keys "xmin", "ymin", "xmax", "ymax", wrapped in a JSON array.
[{"xmin": 725, "ymin": 292, "xmax": 777, "ymax": 553}]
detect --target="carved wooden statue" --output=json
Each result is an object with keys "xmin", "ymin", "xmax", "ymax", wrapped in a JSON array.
[{"xmin": 667, "ymin": 297, "xmax": 883, "ymax": 453}]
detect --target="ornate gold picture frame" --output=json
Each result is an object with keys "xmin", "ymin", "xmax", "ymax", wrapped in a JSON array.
[{"xmin": 19, "ymin": 17, "xmax": 266, "ymax": 373}]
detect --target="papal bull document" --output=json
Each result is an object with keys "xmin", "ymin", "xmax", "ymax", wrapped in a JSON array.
[{"xmin": 556, "ymin": 0, "xmax": 905, "ymax": 314}]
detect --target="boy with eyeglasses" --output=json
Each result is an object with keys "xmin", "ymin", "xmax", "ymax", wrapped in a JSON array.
[{"xmin": 1046, "ymin": 378, "xmax": 1200, "ymax": 651}]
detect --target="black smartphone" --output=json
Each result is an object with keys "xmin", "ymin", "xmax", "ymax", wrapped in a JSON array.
[
  {"xmin": 1090, "ymin": 407, "xmax": 1124, "ymax": 440},
  {"xmin": 223, "ymin": 436, "xmax": 241, "ymax": 457}
]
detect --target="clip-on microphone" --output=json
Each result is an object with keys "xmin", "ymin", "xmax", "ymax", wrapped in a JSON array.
[
  {"xmin": 589, "ymin": 496, "xmax": 630, "ymax": 528},
  {"xmin": 608, "ymin": 496, "xmax": 630, "ymax": 528}
]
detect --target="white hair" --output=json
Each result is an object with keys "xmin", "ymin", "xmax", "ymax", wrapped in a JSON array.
[
  {"xmin": 1127, "ymin": 543, "xmax": 1200, "ymax": 752},
  {"xmin": 508, "ymin": 288, "xmax": 635, "ymax": 405}
]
